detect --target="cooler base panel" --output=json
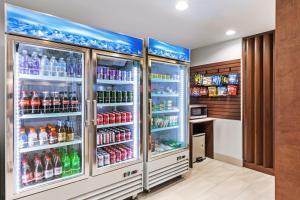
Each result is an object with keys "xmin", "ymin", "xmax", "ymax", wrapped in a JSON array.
[{"xmin": 144, "ymin": 150, "xmax": 189, "ymax": 190}]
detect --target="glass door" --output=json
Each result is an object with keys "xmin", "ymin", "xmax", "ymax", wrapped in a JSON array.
[
  {"xmin": 149, "ymin": 60, "xmax": 188, "ymax": 158},
  {"xmin": 92, "ymin": 52, "xmax": 142, "ymax": 174},
  {"xmin": 13, "ymin": 40, "xmax": 87, "ymax": 193}
]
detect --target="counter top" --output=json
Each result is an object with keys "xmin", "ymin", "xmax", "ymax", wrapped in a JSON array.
[{"xmin": 189, "ymin": 117, "xmax": 216, "ymax": 124}]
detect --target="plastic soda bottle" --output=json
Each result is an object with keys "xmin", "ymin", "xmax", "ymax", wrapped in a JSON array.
[
  {"xmin": 62, "ymin": 151, "xmax": 71, "ymax": 177},
  {"xmin": 70, "ymin": 149, "xmax": 81, "ymax": 175}
]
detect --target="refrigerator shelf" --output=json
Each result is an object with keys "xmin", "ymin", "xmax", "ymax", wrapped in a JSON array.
[
  {"xmin": 96, "ymin": 139, "xmax": 133, "ymax": 148},
  {"xmin": 19, "ymin": 112, "xmax": 82, "ymax": 119},
  {"xmin": 152, "ymin": 109, "xmax": 180, "ymax": 114},
  {"xmin": 97, "ymin": 122, "xmax": 134, "ymax": 129},
  {"xmin": 97, "ymin": 102, "xmax": 133, "ymax": 107},
  {"xmin": 151, "ymin": 126, "xmax": 179, "ymax": 133},
  {"xmin": 19, "ymin": 138, "xmax": 82, "ymax": 153},
  {"xmin": 151, "ymin": 79, "xmax": 179, "ymax": 83},
  {"xmin": 18, "ymin": 74, "xmax": 82, "ymax": 82},
  {"xmin": 96, "ymin": 80, "xmax": 134, "ymax": 85},
  {"xmin": 151, "ymin": 94, "xmax": 179, "ymax": 97},
  {"xmin": 98, "ymin": 158, "xmax": 136, "ymax": 169}
]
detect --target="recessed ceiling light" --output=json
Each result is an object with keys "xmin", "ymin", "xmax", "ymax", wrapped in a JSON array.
[
  {"xmin": 176, "ymin": 1, "xmax": 189, "ymax": 11},
  {"xmin": 226, "ymin": 30, "xmax": 236, "ymax": 36}
]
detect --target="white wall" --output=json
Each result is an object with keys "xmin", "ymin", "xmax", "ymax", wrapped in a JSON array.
[{"xmin": 191, "ymin": 39, "xmax": 243, "ymax": 162}]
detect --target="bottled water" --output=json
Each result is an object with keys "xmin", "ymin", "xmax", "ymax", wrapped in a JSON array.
[
  {"xmin": 58, "ymin": 58, "xmax": 67, "ymax": 77},
  {"xmin": 50, "ymin": 56, "xmax": 58, "ymax": 76},
  {"xmin": 19, "ymin": 50, "xmax": 30, "ymax": 74},
  {"xmin": 41, "ymin": 55, "xmax": 50, "ymax": 76},
  {"xmin": 29, "ymin": 52, "xmax": 41, "ymax": 75}
]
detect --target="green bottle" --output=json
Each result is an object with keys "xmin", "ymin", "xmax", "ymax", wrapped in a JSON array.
[
  {"xmin": 62, "ymin": 151, "xmax": 71, "ymax": 177},
  {"xmin": 71, "ymin": 149, "xmax": 81, "ymax": 175}
]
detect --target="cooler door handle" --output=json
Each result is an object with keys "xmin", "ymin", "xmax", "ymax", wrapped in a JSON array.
[
  {"xmin": 85, "ymin": 100, "xmax": 91, "ymax": 126},
  {"xmin": 93, "ymin": 100, "xmax": 97, "ymax": 126}
]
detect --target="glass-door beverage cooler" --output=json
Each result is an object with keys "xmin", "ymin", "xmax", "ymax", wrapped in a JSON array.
[
  {"xmin": 6, "ymin": 36, "xmax": 89, "ymax": 198},
  {"xmin": 144, "ymin": 38, "xmax": 190, "ymax": 191},
  {"xmin": 90, "ymin": 50, "xmax": 143, "ymax": 176}
]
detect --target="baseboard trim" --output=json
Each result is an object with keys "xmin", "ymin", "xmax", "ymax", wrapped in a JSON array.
[{"xmin": 214, "ymin": 153, "xmax": 243, "ymax": 167}]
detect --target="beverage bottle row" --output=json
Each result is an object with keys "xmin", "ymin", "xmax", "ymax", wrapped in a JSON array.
[
  {"xmin": 19, "ymin": 50, "xmax": 82, "ymax": 77},
  {"xmin": 151, "ymin": 115, "xmax": 179, "ymax": 129},
  {"xmin": 20, "ymin": 120, "xmax": 76, "ymax": 149},
  {"xmin": 97, "ymin": 66, "xmax": 132, "ymax": 81},
  {"xmin": 97, "ymin": 127, "xmax": 132, "ymax": 145},
  {"xmin": 150, "ymin": 73, "xmax": 179, "ymax": 80},
  {"xmin": 97, "ymin": 144, "xmax": 133, "ymax": 167},
  {"xmin": 97, "ymin": 90, "xmax": 133, "ymax": 104},
  {"xmin": 97, "ymin": 111, "xmax": 132, "ymax": 125},
  {"xmin": 19, "ymin": 90, "xmax": 80, "ymax": 115},
  {"xmin": 21, "ymin": 148, "xmax": 81, "ymax": 186}
]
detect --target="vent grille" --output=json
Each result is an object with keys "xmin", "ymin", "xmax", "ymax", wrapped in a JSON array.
[
  {"xmin": 148, "ymin": 159, "xmax": 189, "ymax": 189},
  {"xmin": 73, "ymin": 174, "xmax": 143, "ymax": 200}
]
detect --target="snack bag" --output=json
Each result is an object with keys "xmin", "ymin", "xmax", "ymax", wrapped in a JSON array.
[
  {"xmin": 203, "ymin": 76, "xmax": 212, "ymax": 86},
  {"xmin": 228, "ymin": 85, "xmax": 238, "ymax": 96},
  {"xmin": 212, "ymin": 75, "xmax": 221, "ymax": 86},
  {"xmin": 191, "ymin": 87, "xmax": 200, "ymax": 96},
  {"xmin": 228, "ymin": 74, "xmax": 239, "ymax": 84},
  {"xmin": 208, "ymin": 87, "xmax": 217, "ymax": 97},
  {"xmin": 222, "ymin": 75, "xmax": 229, "ymax": 85},
  {"xmin": 199, "ymin": 87, "xmax": 208, "ymax": 96},
  {"xmin": 217, "ymin": 86, "xmax": 228, "ymax": 96}
]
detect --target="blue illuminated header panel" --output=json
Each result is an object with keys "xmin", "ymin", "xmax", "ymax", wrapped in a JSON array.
[
  {"xmin": 6, "ymin": 4, "xmax": 143, "ymax": 57},
  {"xmin": 148, "ymin": 38, "xmax": 190, "ymax": 62}
]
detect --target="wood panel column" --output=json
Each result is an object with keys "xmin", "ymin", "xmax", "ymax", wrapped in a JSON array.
[
  {"xmin": 243, "ymin": 31, "xmax": 274, "ymax": 175},
  {"xmin": 276, "ymin": 0, "xmax": 300, "ymax": 199}
]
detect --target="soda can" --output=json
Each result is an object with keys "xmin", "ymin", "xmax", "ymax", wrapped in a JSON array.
[
  {"xmin": 110, "ymin": 131, "xmax": 115, "ymax": 143},
  {"xmin": 115, "ymin": 150, "xmax": 121, "ymax": 162},
  {"xmin": 120, "ymin": 130, "xmax": 126, "ymax": 141},
  {"xmin": 115, "ymin": 130, "xmax": 121, "ymax": 142},
  {"xmin": 102, "ymin": 67, "xmax": 109, "ymax": 80},
  {"xmin": 109, "ymin": 69, "xmax": 116, "ymax": 80},
  {"xmin": 104, "ymin": 91, "xmax": 110, "ymax": 103},
  {"xmin": 110, "ymin": 91, "xmax": 116, "ymax": 103},
  {"xmin": 103, "ymin": 153, "xmax": 110, "ymax": 165},
  {"xmin": 121, "ymin": 112, "xmax": 127, "ymax": 123},
  {"xmin": 115, "ymin": 70, "xmax": 122, "ymax": 80},
  {"xmin": 127, "ymin": 91, "xmax": 133, "ymax": 102},
  {"xmin": 97, "ymin": 66, "xmax": 103, "ymax": 80},
  {"xmin": 126, "ymin": 71, "xmax": 132, "ymax": 81},
  {"xmin": 103, "ymin": 113, "xmax": 109, "ymax": 124},
  {"xmin": 120, "ymin": 149, "xmax": 127, "ymax": 161},
  {"xmin": 97, "ymin": 133, "xmax": 103, "ymax": 145},
  {"xmin": 126, "ymin": 112, "xmax": 132, "ymax": 122},
  {"xmin": 116, "ymin": 91, "xmax": 122, "ymax": 103},
  {"xmin": 115, "ymin": 112, "xmax": 121, "ymax": 123},
  {"xmin": 122, "ymin": 91, "xmax": 127, "ymax": 102},
  {"xmin": 97, "ymin": 154, "xmax": 104, "ymax": 167},
  {"xmin": 97, "ymin": 91, "xmax": 104, "ymax": 103},
  {"xmin": 97, "ymin": 114, "xmax": 103, "ymax": 125},
  {"xmin": 110, "ymin": 152, "xmax": 116, "ymax": 164},
  {"xmin": 109, "ymin": 113, "xmax": 116, "ymax": 124},
  {"xmin": 121, "ymin": 70, "xmax": 127, "ymax": 81},
  {"xmin": 127, "ymin": 148, "xmax": 133, "ymax": 159},
  {"xmin": 105, "ymin": 133, "xmax": 110, "ymax": 144},
  {"xmin": 125, "ymin": 129, "xmax": 131, "ymax": 140}
]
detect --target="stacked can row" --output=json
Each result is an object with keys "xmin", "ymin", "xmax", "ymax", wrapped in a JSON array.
[
  {"xmin": 97, "ymin": 66, "xmax": 132, "ymax": 81},
  {"xmin": 97, "ymin": 90, "xmax": 133, "ymax": 104},
  {"xmin": 96, "ymin": 127, "xmax": 132, "ymax": 146},
  {"xmin": 97, "ymin": 145, "xmax": 133, "ymax": 167},
  {"xmin": 97, "ymin": 111, "xmax": 132, "ymax": 125}
]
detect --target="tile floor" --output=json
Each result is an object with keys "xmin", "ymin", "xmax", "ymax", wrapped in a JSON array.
[{"xmin": 138, "ymin": 158, "xmax": 275, "ymax": 200}]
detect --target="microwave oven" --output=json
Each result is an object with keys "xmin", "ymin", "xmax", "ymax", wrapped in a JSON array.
[{"xmin": 189, "ymin": 105, "xmax": 208, "ymax": 119}]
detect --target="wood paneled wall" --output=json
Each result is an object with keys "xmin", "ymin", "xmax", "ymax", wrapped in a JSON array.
[
  {"xmin": 276, "ymin": 0, "xmax": 300, "ymax": 199},
  {"xmin": 243, "ymin": 31, "xmax": 274, "ymax": 175},
  {"xmin": 190, "ymin": 59, "xmax": 241, "ymax": 120}
]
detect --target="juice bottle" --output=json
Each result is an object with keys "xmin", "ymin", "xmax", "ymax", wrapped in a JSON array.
[
  {"xmin": 44, "ymin": 154, "xmax": 54, "ymax": 180},
  {"xmin": 21, "ymin": 156, "xmax": 33, "ymax": 186},
  {"xmin": 19, "ymin": 90, "xmax": 30, "ymax": 115},
  {"xmin": 19, "ymin": 127, "xmax": 28, "ymax": 148},
  {"xmin": 30, "ymin": 91, "xmax": 41, "ymax": 114},
  {"xmin": 57, "ymin": 121, "xmax": 66, "ymax": 143},
  {"xmin": 62, "ymin": 151, "xmax": 71, "ymax": 177},
  {"xmin": 66, "ymin": 121, "xmax": 75, "ymax": 142},
  {"xmin": 33, "ymin": 154, "xmax": 44, "ymax": 183},
  {"xmin": 28, "ymin": 128, "xmax": 38, "ymax": 147},
  {"xmin": 54, "ymin": 152, "xmax": 63, "ymax": 178},
  {"xmin": 39, "ymin": 127, "xmax": 48, "ymax": 146},
  {"xmin": 71, "ymin": 149, "xmax": 81, "ymax": 175},
  {"xmin": 49, "ymin": 127, "xmax": 58, "ymax": 144}
]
